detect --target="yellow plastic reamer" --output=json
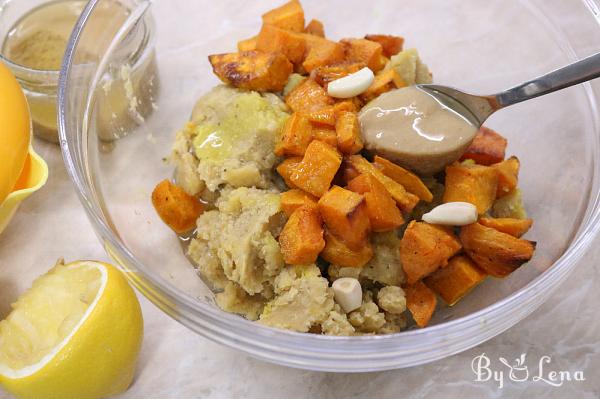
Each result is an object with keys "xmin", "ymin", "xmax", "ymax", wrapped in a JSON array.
[{"xmin": 0, "ymin": 60, "xmax": 48, "ymax": 233}]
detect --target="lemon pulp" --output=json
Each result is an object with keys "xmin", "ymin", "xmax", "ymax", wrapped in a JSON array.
[{"xmin": 0, "ymin": 263, "xmax": 103, "ymax": 372}]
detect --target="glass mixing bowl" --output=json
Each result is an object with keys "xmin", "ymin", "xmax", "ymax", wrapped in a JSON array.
[{"xmin": 58, "ymin": 0, "xmax": 600, "ymax": 371}]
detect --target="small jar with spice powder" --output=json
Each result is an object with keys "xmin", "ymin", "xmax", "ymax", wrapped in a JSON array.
[{"xmin": 0, "ymin": 0, "xmax": 158, "ymax": 143}]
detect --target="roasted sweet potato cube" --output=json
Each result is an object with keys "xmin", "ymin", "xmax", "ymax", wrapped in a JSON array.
[
  {"xmin": 281, "ymin": 189, "xmax": 318, "ymax": 217},
  {"xmin": 302, "ymin": 35, "xmax": 346, "ymax": 72},
  {"xmin": 460, "ymin": 223, "xmax": 535, "ymax": 277},
  {"xmin": 290, "ymin": 140, "xmax": 342, "ymax": 197},
  {"xmin": 320, "ymin": 229, "xmax": 373, "ymax": 267},
  {"xmin": 209, "ymin": 51, "xmax": 293, "ymax": 92},
  {"xmin": 347, "ymin": 173, "xmax": 404, "ymax": 232},
  {"xmin": 306, "ymin": 107, "xmax": 336, "ymax": 126},
  {"xmin": 286, "ymin": 78, "xmax": 335, "ymax": 113},
  {"xmin": 443, "ymin": 163, "xmax": 499, "ymax": 215},
  {"xmin": 424, "ymin": 255, "xmax": 487, "ymax": 306},
  {"xmin": 479, "ymin": 217, "xmax": 533, "ymax": 238},
  {"xmin": 279, "ymin": 204, "xmax": 325, "ymax": 265},
  {"xmin": 237, "ymin": 36, "xmax": 258, "ymax": 51},
  {"xmin": 262, "ymin": 0, "xmax": 305, "ymax": 32},
  {"xmin": 359, "ymin": 68, "xmax": 405, "ymax": 103},
  {"xmin": 364, "ymin": 34, "xmax": 405, "ymax": 57},
  {"xmin": 460, "ymin": 127, "xmax": 507, "ymax": 165},
  {"xmin": 151, "ymin": 179, "xmax": 204, "ymax": 234},
  {"xmin": 310, "ymin": 62, "xmax": 366, "ymax": 87},
  {"xmin": 276, "ymin": 157, "xmax": 302, "ymax": 188},
  {"xmin": 275, "ymin": 113, "xmax": 313, "ymax": 157},
  {"xmin": 400, "ymin": 221, "xmax": 462, "ymax": 284},
  {"xmin": 334, "ymin": 98, "xmax": 362, "ymax": 115},
  {"xmin": 335, "ymin": 111, "xmax": 364, "ymax": 155},
  {"xmin": 304, "ymin": 19, "xmax": 325, "ymax": 37},
  {"xmin": 404, "ymin": 281, "xmax": 437, "ymax": 328},
  {"xmin": 492, "ymin": 156, "xmax": 519, "ymax": 198},
  {"xmin": 347, "ymin": 155, "xmax": 419, "ymax": 213},
  {"xmin": 312, "ymin": 125, "xmax": 338, "ymax": 146},
  {"xmin": 373, "ymin": 155, "xmax": 433, "ymax": 202},
  {"xmin": 318, "ymin": 186, "xmax": 370, "ymax": 249},
  {"xmin": 341, "ymin": 38, "xmax": 386, "ymax": 72},
  {"xmin": 256, "ymin": 25, "xmax": 306, "ymax": 65}
]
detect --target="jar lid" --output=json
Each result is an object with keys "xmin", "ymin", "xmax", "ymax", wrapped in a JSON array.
[{"xmin": 0, "ymin": 60, "xmax": 31, "ymax": 204}]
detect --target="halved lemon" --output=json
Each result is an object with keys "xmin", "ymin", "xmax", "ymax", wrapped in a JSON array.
[{"xmin": 0, "ymin": 260, "xmax": 143, "ymax": 399}]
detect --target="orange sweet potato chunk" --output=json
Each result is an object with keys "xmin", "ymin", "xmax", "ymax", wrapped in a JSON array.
[
  {"xmin": 151, "ymin": 179, "xmax": 204, "ymax": 234},
  {"xmin": 262, "ymin": 0, "xmax": 305, "ymax": 32},
  {"xmin": 276, "ymin": 157, "xmax": 302, "ymax": 188},
  {"xmin": 320, "ymin": 229, "xmax": 373, "ymax": 267},
  {"xmin": 460, "ymin": 223, "xmax": 535, "ymax": 278},
  {"xmin": 443, "ymin": 163, "xmax": 499, "ymax": 215},
  {"xmin": 237, "ymin": 36, "xmax": 258, "ymax": 51},
  {"xmin": 310, "ymin": 61, "xmax": 366, "ymax": 87},
  {"xmin": 335, "ymin": 111, "xmax": 363, "ymax": 155},
  {"xmin": 359, "ymin": 68, "xmax": 405, "ymax": 103},
  {"xmin": 312, "ymin": 125, "xmax": 338, "ymax": 146},
  {"xmin": 306, "ymin": 107, "xmax": 336, "ymax": 126},
  {"xmin": 302, "ymin": 35, "xmax": 346, "ymax": 72},
  {"xmin": 334, "ymin": 98, "xmax": 362, "ymax": 115},
  {"xmin": 318, "ymin": 186, "xmax": 370, "ymax": 249},
  {"xmin": 286, "ymin": 78, "xmax": 335, "ymax": 113},
  {"xmin": 347, "ymin": 155, "xmax": 419, "ymax": 213},
  {"xmin": 364, "ymin": 34, "xmax": 404, "ymax": 57},
  {"xmin": 460, "ymin": 126, "xmax": 507, "ymax": 166},
  {"xmin": 290, "ymin": 140, "xmax": 342, "ymax": 197},
  {"xmin": 492, "ymin": 156, "xmax": 520, "ymax": 198},
  {"xmin": 341, "ymin": 38, "xmax": 386, "ymax": 72},
  {"xmin": 373, "ymin": 155, "xmax": 433, "ymax": 202},
  {"xmin": 279, "ymin": 204, "xmax": 325, "ymax": 265},
  {"xmin": 479, "ymin": 217, "xmax": 533, "ymax": 238},
  {"xmin": 275, "ymin": 112, "xmax": 313, "ymax": 157},
  {"xmin": 400, "ymin": 221, "xmax": 462, "ymax": 284},
  {"xmin": 405, "ymin": 281, "xmax": 437, "ymax": 328},
  {"xmin": 280, "ymin": 189, "xmax": 318, "ymax": 217},
  {"xmin": 347, "ymin": 173, "xmax": 404, "ymax": 232},
  {"xmin": 256, "ymin": 24, "xmax": 307, "ymax": 65},
  {"xmin": 209, "ymin": 51, "xmax": 293, "ymax": 92},
  {"xmin": 304, "ymin": 19, "xmax": 325, "ymax": 37},
  {"xmin": 424, "ymin": 255, "xmax": 487, "ymax": 306}
]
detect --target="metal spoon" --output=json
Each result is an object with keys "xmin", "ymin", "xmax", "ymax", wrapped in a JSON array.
[{"xmin": 418, "ymin": 52, "xmax": 600, "ymax": 127}]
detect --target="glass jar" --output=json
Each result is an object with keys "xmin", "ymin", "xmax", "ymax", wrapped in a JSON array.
[{"xmin": 0, "ymin": 0, "xmax": 158, "ymax": 143}]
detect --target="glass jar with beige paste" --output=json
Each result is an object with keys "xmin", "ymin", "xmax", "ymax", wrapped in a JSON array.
[{"xmin": 0, "ymin": 0, "xmax": 158, "ymax": 143}]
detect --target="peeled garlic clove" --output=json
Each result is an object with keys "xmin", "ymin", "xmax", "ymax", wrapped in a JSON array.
[
  {"xmin": 422, "ymin": 202, "xmax": 478, "ymax": 226},
  {"xmin": 332, "ymin": 277, "xmax": 363, "ymax": 313},
  {"xmin": 327, "ymin": 67, "xmax": 374, "ymax": 98}
]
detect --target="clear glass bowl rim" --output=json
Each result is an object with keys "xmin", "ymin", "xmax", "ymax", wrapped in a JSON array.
[{"xmin": 58, "ymin": 0, "xmax": 600, "ymax": 371}]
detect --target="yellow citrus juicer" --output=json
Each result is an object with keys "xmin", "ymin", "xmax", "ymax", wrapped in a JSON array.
[{"xmin": 0, "ymin": 60, "xmax": 48, "ymax": 233}]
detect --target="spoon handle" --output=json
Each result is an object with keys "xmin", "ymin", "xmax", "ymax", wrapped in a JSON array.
[{"xmin": 495, "ymin": 52, "xmax": 600, "ymax": 107}]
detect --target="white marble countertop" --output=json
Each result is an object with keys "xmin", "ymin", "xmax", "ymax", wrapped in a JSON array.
[{"xmin": 2, "ymin": 1, "xmax": 600, "ymax": 397}]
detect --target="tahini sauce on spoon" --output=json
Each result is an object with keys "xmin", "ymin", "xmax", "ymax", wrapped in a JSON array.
[{"xmin": 359, "ymin": 86, "xmax": 478, "ymax": 175}]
